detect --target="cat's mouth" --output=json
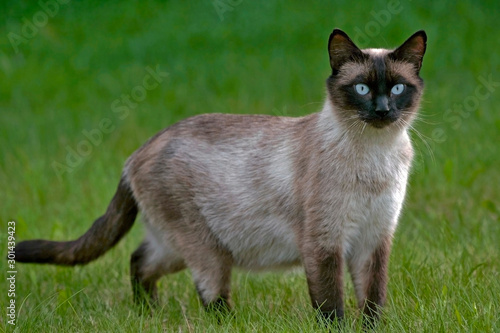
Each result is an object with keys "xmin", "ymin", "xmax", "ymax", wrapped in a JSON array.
[
  {"xmin": 365, "ymin": 118, "xmax": 396, "ymax": 128},
  {"xmin": 359, "ymin": 113, "xmax": 398, "ymax": 129}
]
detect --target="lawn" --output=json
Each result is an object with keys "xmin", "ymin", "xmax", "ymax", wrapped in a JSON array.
[{"xmin": 1, "ymin": 0, "xmax": 499, "ymax": 331}]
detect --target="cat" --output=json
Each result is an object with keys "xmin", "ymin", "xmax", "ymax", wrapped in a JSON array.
[{"xmin": 15, "ymin": 28, "xmax": 427, "ymax": 325}]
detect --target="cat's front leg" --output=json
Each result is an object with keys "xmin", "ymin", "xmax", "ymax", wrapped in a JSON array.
[
  {"xmin": 348, "ymin": 235, "xmax": 392, "ymax": 327},
  {"xmin": 301, "ymin": 240, "xmax": 344, "ymax": 324}
]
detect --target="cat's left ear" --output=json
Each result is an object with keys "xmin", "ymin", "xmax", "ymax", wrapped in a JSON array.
[
  {"xmin": 328, "ymin": 29, "xmax": 364, "ymax": 75},
  {"xmin": 390, "ymin": 30, "xmax": 427, "ymax": 74}
]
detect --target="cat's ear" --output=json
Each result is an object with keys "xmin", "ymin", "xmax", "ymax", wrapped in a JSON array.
[
  {"xmin": 328, "ymin": 29, "xmax": 364, "ymax": 75},
  {"xmin": 390, "ymin": 30, "xmax": 427, "ymax": 74}
]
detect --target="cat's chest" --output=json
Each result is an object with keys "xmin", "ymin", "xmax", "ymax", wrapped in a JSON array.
[
  {"xmin": 324, "ymin": 149, "xmax": 407, "ymax": 195},
  {"xmin": 326, "ymin": 151, "xmax": 410, "ymax": 252}
]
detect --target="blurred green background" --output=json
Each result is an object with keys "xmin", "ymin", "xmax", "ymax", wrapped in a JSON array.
[{"xmin": 1, "ymin": 0, "xmax": 499, "ymax": 331}]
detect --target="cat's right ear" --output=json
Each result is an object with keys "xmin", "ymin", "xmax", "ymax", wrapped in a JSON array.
[
  {"xmin": 389, "ymin": 30, "xmax": 427, "ymax": 74},
  {"xmin": 328, "ymin": 29, "xmax": 363, "ymax": 75}
]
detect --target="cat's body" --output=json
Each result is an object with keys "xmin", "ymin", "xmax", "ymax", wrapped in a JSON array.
[
  {"xmin": 128, "ymin": 108, "xmax": 411, "ymax": 270},
  {"xmin": 16, "ymin": 29, "xmax": 427, "ymax": 324}
]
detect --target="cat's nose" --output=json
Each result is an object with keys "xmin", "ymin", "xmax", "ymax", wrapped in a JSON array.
[
  {"xmin": 375, "ymin": 96, "xmax": 390, "ymax": 118},
  {"xmin": 376, "ymin": 110, "xmax": 389, "ymax": 118}
]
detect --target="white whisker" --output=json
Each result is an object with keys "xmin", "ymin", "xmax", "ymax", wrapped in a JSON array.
[
  {"xmin": 399, "ymin": 118, "xmax": 435, "ymax": 164},
  {"xmin": 360, "ymin": 122, "xmax": 367, "ymax": 135}
]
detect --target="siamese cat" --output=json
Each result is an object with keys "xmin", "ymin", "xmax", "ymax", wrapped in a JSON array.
[{"xmin": 16, "ymin": 28, "xmax": 427, "ymax": 324}]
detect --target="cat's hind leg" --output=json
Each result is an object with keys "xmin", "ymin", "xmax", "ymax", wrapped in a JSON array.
[
  {"xmin": 130, "ymin": 232, "xmax": 186, "ymax": 307},
  {"xmin": 175, "ymin": 213, "xmax": 234, "ymax": 313},
  {"xmin": 187, "ymin": 245, "xmax": 233, "ymax": 313}
]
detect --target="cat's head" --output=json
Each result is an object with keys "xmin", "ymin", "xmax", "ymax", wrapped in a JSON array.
[{"xmin": 326, "ymin": 29, "xmax": 426, "ymax": 130}]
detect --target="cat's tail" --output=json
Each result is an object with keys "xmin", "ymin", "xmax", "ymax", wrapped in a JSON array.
[{"xmin": 15, "ymin": 176, "xmax": 138, "ymax": 266}]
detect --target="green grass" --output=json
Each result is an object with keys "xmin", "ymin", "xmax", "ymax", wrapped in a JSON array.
[{"xmin": 1, "ymin": 0, "xmax": 499, "ymax": 331}]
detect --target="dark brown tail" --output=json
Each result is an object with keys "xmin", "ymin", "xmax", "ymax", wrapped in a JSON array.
[{"xmin": 15, "ymin": 176, "xmax": 138, "ymax": 266}]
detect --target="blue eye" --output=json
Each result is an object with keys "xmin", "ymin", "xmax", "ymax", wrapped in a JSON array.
[
  {"xmin": 391, "ymin": 84, "xmax": 405, "ymax": 95},
  {"xmin": 355, "ymin": 84, "xmax": 370, "ymax": 95}
]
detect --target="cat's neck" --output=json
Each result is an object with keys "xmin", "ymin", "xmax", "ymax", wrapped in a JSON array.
[{"xmin": 315, "ymin": 100, "xmax": 411, "ymax": 153}]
